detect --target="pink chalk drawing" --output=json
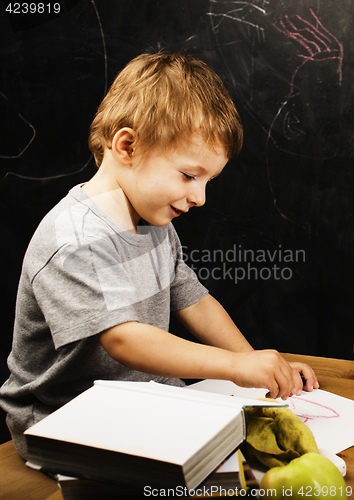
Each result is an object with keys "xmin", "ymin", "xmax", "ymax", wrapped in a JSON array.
[
  {"xmin": 273, "ymin": 8, "xmax": 344, "ymax": 93},
  {"xmin": 287, "ymin": 396, "xmax": 340, "ymax": 424},
  {"xmin": 263, "ymin": 9, "xmax": 345, "ymax": 228}
]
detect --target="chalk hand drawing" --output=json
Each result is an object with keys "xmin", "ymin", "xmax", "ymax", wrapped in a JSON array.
[
  {"xmin": 208, "ymin": 2, "xmax": 345, "ymax": 229},
  {"xmin": 269, "ymin": 8, "xmax": 344, "ymax": 152},
  {"xmin": 273, "ymin": 8, "xmax": 343, "ymax": 93},
  {"xmin": 264, "ymin": 9, "xmax": 344, "ymax": 229},
  {"xmin": 287, "ymin": 396, "xmax": 340, "ymax": 424}
]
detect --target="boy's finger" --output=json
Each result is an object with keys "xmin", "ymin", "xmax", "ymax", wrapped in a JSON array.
[
  {"xmin": 265, "ymin": 385, "xmax": 280, "ymax": 399},
  {"xmin": 291, "ymin": 362, "xmax": 320, "ymax": 391},
  {"xmin": 275, "ymin": 369, "xmax": 294, "ymax": 400},
  {"xmin": 301, "ymin": 365, "xmax": 320, "ymax": 390},
  {"xmin": 292, "ymin": 369, "xmax": 304, "ymax": 396}
]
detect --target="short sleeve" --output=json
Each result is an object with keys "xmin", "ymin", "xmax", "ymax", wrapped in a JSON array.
[{"xmin": 32, "ymin": 235, "xmax": 143, "ymax": 349}]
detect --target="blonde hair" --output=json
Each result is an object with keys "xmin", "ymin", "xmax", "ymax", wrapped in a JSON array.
[{"xmin": 89, "ymin": 52, "xmax": 243, "ymax": 166}]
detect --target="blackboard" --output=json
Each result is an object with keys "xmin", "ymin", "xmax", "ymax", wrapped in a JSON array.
[{"xmin": 1, "ymin": 0, "xmax": 353, "ymax": 388}]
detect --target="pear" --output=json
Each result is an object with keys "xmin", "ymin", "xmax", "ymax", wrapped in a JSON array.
[{"xmin": 259, "ymin": 453, "xmax": 348, "ymax": 499}]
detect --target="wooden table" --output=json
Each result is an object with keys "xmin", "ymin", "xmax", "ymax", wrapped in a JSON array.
[{"xmin": 0, "ymin": 353, "xmax": 353, "ymax": 499}]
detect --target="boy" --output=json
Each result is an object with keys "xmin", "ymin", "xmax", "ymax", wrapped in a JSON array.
[{"xmin": 0, "ymin": 52, "xmax": 318, "ymax": 460}]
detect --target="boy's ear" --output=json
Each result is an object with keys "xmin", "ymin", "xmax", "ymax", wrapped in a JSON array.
[{"xmin": 111, "ymin": 128, "xmax": 138, "ymax": 165}]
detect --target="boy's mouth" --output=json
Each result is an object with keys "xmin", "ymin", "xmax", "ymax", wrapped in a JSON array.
[{"xmin": 170, "ymin": 206, "xmax": 184, "ymax": 217}]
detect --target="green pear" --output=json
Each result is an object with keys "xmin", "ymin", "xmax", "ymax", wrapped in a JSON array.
[{"xmin": 259, "ymin": 453, "xmax": 348, "ymax": 499}]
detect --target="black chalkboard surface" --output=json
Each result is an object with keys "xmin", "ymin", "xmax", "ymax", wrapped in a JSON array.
[{"xmin": 1, "ymin": 0, "xmax": 353, "ymax": 391}]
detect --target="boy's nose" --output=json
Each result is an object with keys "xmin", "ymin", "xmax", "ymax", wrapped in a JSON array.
[{"xmin": 187, "ymin": 185, "xmax": 206, "ymax": 207}]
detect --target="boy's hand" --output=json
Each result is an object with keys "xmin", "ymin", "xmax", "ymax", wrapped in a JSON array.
[{"xmin": 231, "ymin": 350, "xmax": 317, "ymax": 401}]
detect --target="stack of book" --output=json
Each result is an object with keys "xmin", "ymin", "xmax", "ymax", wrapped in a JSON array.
[{"xmin": 24, "ymin": 380, "xmax": 275, "ymax": 498}]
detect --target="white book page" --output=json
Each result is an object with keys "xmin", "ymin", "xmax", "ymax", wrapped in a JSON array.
[{"xmin": 189, "ymin": 379, "xmax": 354, "ymax": 454}]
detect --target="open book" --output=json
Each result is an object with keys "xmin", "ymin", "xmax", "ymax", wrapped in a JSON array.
[{"xmin": 24, "ymin": 380, "xmax": 281, "ymax": 490}]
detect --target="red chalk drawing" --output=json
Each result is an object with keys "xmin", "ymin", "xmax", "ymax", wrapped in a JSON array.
[{"xmin": 287, "ymin": 396, "xmax": 340, "ymax": 424}]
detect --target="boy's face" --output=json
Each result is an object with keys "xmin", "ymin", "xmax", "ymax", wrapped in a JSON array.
[{"xmin": 125, "ymin": 136, "xmax": 228, "ymax": 228}]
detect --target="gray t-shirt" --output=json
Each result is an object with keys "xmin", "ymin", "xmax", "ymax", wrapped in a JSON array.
[{"xmin": 0, "ymin": 185, "xmax": 208, "ymax": 458}]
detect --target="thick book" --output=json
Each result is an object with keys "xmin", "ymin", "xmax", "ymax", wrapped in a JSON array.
[
  {"xmin": 55, "ymin": 449, "xmax": 258, "ymax": 499},
  {"xmin": 24, "ymin": 380, "xmax": 279, "ymax": 491}
]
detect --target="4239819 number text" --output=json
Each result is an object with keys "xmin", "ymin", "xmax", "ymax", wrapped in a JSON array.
[{"xmin": 5, "ymin": 3, "xmax": 61, "ymax": 14}]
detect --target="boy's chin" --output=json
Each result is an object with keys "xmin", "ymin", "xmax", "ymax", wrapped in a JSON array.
[
  {"xmin": 152, "ymin": 220, "xmax": 172, "ymax": 227},
  {"xmin": 139, "ymin": 216, "xmax": 172, "ymax": 228}
]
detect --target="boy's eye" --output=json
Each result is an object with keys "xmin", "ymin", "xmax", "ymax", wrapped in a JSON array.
[{"xmin": 182, "ymin": 173, "xmax": 196, "ymax": 181}]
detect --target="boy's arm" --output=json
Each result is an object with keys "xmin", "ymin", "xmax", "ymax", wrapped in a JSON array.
[
  {"xmin": 174, "ymin": 294, "xmax": 319, "ymax": 394},
  {"xmin": 99, "ymin": 294, "xmax": 317, "ymax": 399},
  {"xmin": 173, "ymin": 293, "xmax": 254, "ymax": 353},
  {"xmin": 100, "ymin": 321, "xmax": 295, "ymax": 399}
]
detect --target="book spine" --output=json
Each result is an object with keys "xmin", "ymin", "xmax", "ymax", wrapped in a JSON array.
[{"xmin": 93, "ymin": 380, "xmax": 244, "ymax": 410}]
